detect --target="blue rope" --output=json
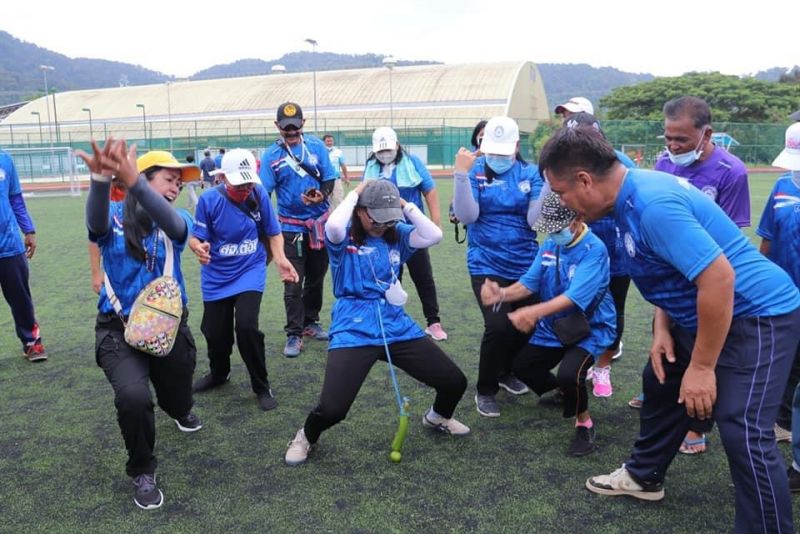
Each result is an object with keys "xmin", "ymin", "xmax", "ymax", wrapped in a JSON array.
[{"xmin": 375, "ymin": 300, "xmax": 408, "ymax": 416}]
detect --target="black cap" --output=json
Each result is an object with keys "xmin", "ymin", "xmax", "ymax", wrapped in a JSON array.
[
  {"xmin": 564, "ymin": 112, "xmax": 604, "ymax": 136},
  {"xmin": 277, "ymin": 102, "xmax": 304, "ymax": 129},
  {"xmin": 357, "ymin": 180, "xmax": 404, "ymax": 224},
  {"xmin": 790, "ymin": 110, "xmax": 800, "ymax": 122}
]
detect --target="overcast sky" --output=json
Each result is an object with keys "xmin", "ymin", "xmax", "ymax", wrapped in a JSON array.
[{"xmin": 5, "ymin": 0, "xmax": 797, "ymax": 78}]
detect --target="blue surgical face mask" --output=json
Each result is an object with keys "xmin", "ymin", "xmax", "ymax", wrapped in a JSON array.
[
  {"xmin": 549, "ymin": 226, "xmax": 574, "ymax": 246},
  {"xmin": 666, "ymin": 128, "xmax": 707, "ymax": 167},
  {"xmin": 485, "ymin": 154, "xmax": 515, "ymax": 174}
]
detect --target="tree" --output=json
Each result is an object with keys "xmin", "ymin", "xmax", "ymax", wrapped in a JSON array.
[{"xmin": 600, "ymin": 72, "xmax": 800, "ymax": 123}]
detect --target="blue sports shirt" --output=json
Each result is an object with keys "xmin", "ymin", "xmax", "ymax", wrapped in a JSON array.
[
  {"xmin": 465, "ymin": 158, "xmax": 543, "ymax": 280},
  {"xmin": 259, "ymin": 135, "xmax": 336, "ymax": 233},
  {"xmin": 326, "ymin": 223, "xmax": 425, "ymax": 349},
  {"xmin": 756, "ymin": 173, "xmax": 800, "ymax": 287},
  {"xmin": 362, "ymin": 153, "xmax": 435, "ymax": 217},
  {"xmin": 519, "ymin": 228, "xmax": 616, "ymax": 356},
  {"xmin": 614, "ymin": 169, "xmax": 800, "ymax": 328},
  {"xmin": 96, "ymin": 203, "xmax": 193, "ymax": 316},
  {"xmin": 192, "ymin": 185, "xmax": 281, "ymax": 301},
  {"xmin": 0, "ymin": 151, "xmax": 34, "ymax": 258}
]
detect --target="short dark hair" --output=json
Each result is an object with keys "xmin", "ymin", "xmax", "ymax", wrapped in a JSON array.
[
  {"xmin": 538, "ymin": 127, "xmax": 618, "ymax": 181},
  {"xmin": 219, "ymin": 148, "xmax": 226, "ymax": 154},
  {"xmin": 204, "ymin": 150, "xmax": 211, "ymax": 157},
  {"xmin": 322, "ymin": 134, "xmax": 334, "ymax": 142},
  {"xmin": 663, "ymin": 96, "xmax": 711, "ymax": 129}
]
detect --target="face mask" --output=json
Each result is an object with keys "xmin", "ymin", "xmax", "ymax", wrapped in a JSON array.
[
  {"xmin": 226, "ymin": 184, "xmax": 251, "ymax": 203},
  {"xmin": 792, "ymin": 171, "xmax": 800, "ymax": 188},
  {"xmin": 666, "ymin": 128, "xmax": 707, "ymax": 167},
  {"xmin": 385, "ymin": 279, "xmax": 408, "ymax": 306},
  {"xmin": 549, "ymin": 227, "xmax": 574, "ymax": 246},
  {"xmin": 376, "ymin": 150, "xmax": 397, "ymax": 165},
  {"xmin": 485, "ymin": 154, "xmax": 515, "ymax": 174}
]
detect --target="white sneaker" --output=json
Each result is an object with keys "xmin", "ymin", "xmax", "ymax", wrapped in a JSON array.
[
  {"xmin": 285, "ymin": 428, "xmax": 312, "ymax": 466},
  {"xmin": 775, "ymin": 423, "xmax": 792, "ymax": 443},
  {"xmin": 586, "ymin": 465, "xmax": 664, "ymax": 501},
  {"xmin": 422, "ymin": 410, "xmax": 471, "ymax": 436},
  {"xmin": 611, "ymin": 342, "xmax": 624, "ymax": 360}
]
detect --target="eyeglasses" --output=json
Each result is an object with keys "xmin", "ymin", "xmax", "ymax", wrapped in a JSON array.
[{"xmin": 368, "ymin": 216, "xmax": 398, "ymax": 230}]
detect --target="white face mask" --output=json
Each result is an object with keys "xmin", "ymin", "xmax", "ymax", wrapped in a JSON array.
[
  {"xmin": 385, "ymin": 278, "xmax": 408, "ymax": 306},
  {"xmin": 376, "ymin": 150, "xmax": 397, "ymax": 165},
  {"xmin": 666, "ymin": 127, "xmax": 707, "ymax": 167}
]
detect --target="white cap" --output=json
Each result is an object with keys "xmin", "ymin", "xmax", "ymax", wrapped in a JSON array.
[
  {"xmin": 211, "ymin": 148, "xmax": 261, "ymax": 186},
  {"xmin": 772, "ymin": 122, "xmax": 800, "ymax": 171},
  {"xmin": 480, "ymin": 116, "xmax": 519, "ymax": 156},
  {"xmin": 372, "ymin": 127, "xmax": 399, "ymax": 153},
  {"xmin": 554, "ymin": 96, "xmax": 594, "ymax": 116}
]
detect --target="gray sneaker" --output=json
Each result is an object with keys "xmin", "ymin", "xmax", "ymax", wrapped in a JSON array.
[
  {"xmin": 474, "ymin": 394, "xmax": 500, "ymax": 417},
  {"xmin": 498, "ymin": 375, "xmax": 530, "ymax": 395},
  {"xmin": 132, "ymin": 473, "xmax": 163, "ymax": 510}
]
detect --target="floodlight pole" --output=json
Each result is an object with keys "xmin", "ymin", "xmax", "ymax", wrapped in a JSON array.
[
  {"xmin": 305, "ymin": 38, "xmax": 318, "ymax": 133},
  {"xmin": 136, "ymin": 104, "xmax": 148, "ymax": 149},
  {"xmin": 39, "ymin": 65, "xmax": 55, "ymax": 146},
  {"xmin": 31, "ymin": 111, "xmax": 43, "ymax": 144},
  {"xmin": 166, "ymin": 82, "xmax": 173, "ymax": 151},
  {"xmin": 82, "ymin": 108, "xmax": 93, "ymax": 140},
  {"xmin": 383, "ymin": 57, "xmax": 397, "ymax": 128}
]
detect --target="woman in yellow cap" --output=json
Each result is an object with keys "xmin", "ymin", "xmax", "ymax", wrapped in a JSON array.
[{"xmin": 78, "ymin": 139, "xmax": 202, "ymax": 510}]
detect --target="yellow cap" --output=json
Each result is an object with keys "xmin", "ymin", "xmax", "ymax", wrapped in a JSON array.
[{"xmin": 136, "ymin": 151, "xmax": 201, "ymax": 182}]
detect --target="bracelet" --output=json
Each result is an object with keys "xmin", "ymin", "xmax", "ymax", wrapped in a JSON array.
[{"xmin": 91, "ymin": 173, "xmax": 111, "ymax": 183}]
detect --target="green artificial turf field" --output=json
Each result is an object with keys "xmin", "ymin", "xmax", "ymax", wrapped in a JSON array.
[{"xmin": 0, "ymin": 173, "xmax": 795, "ymax": 533}]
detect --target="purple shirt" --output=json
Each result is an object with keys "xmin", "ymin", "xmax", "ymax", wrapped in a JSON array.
[{"xmin": 654, "ymin": 145, "xmax": 750, "ymax": 227}]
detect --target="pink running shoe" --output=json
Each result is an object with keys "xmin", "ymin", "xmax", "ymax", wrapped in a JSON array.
[
  {"xmin": 592, "ymin": 366, "xmax": 613, "ymax": 398},
  {"xmin": 425, "ymin": 323, "xmax": 448, "ymax": 341}
]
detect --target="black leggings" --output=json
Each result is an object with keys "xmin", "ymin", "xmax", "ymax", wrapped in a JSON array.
[
  {"xmin": 303, "ymin": 337, "xmax": 467, "ymax": 444},
  {"xmin": 513, "ymin": 344, "xmax": 593, "ymax": 419},
  {"xmin": 470, "ymin": 275, "xmax": 536, "ymax": 396},
  {"xmin": 609, "ymin": 275, "xmax": 631, "ymax": 350}
]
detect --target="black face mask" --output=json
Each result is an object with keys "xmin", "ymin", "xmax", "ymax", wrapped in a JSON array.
[{"xmin": 282, "ymin": 126, "xmax": 301, "ymax": 139}]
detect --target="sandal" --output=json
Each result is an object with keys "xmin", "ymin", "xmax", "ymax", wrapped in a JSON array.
[
  {"xmin": 679, "ymin": 434, "xmax": 707, "ymax": 455},
  {"xmin": 628, "ymin": 392, "xmax": 644, "ymax": 409}
]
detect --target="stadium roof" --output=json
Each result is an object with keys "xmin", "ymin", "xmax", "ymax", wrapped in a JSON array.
[{"xmin": 1, "ymin": 62, "xmax": 549, "ymax": 142}]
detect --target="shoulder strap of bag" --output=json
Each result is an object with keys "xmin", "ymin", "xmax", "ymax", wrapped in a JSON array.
[
  {"xmin": 215, "ymin": 186, "xmax": 267, "ymax": 242},
  {"xmin": 103, "ymin": 230, "xmax": 174, "ymax": 318},
  {"xmin": 555, "ymin": 246, "xmax": 606, "ymax": 319}
]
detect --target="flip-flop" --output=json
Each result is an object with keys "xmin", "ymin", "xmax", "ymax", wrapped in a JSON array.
[{"xmin": 679, "ymin": 434, "xmax": 707, "ymax": 455}]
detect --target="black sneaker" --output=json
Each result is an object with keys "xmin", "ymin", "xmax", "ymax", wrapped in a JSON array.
[
  {"xmin": 257, "ymin": 389, "xmax": 278, "ymax": 411},
  {"xmin": 132, "ymin": 473, "xmax": 163, "ymax": 510},
  {"xmin": 474, "ymin": 394, "xmax": 500, "ymax": 417},
  {"xmin": 174, "ymin": 412, "xmax": 203, "ymax": 432},
  {"xmin": 192, "ymin": 373, "xmax": 230, "ymax": 393},
  {"xmin": 539, "ymin": 388, "xmax": 564, "ymax": 406},
  {"xmin": 498, "ymin": 374, "xmax": 530, "ymax": 395},
  {"xmin": 789, "ymin": 467, "xmax": 800, "ymax": 493},
  {"xmin": 568, "ymin": 426, "xmax": 598, "ymax": 457}
]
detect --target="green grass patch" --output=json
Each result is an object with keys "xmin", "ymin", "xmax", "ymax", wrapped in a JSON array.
[{"xmin": 0, "ymin": 174, "xmax": 795, "ymax": 533}]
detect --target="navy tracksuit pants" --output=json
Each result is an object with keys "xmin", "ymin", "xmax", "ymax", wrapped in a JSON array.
[
  {"xmin": 0, "ymin": 253, "xmax": 39, "ymax": 347},
  {"xmin": 626, "ymin": 309, "xmax": 800, "ymax": 534}
]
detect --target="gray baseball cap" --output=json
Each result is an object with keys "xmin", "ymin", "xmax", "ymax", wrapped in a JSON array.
[
  {"xmin": 533, "ymin": 192, "xmax": 577, "ymax": 233},
  {"xmin": 357, "ymin": 180, "xmax": 404, "ymax": 224}
]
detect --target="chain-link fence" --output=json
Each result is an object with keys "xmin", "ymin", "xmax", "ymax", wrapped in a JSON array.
[{"xmin": 1, "ymin": 117, "xmax": 786, "ymax": 180}]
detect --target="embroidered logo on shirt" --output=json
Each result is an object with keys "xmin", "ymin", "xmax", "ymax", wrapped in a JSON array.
[
  {"xmin": 518, "ymin": 180, "xmax": 531, "ymax": 194},
  {"xmin": 701, "ymin": 185, "xmax": 718, "ymax": 201},
  {"xmin": 219, "ymin": 239, "xmax": 258, "ymax": 256},
  {"xmin": 568, "ymin": 264, "xmax": 577, "ymax": 281},
  {"xmin": 624, "ymin": 232, "xmax": 636, "ymax": 258}
]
